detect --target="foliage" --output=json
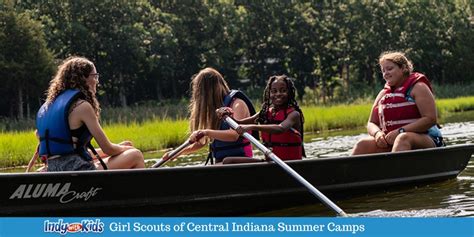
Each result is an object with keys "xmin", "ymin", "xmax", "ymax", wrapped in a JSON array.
[
  {"xmin": 0, "ymin": 2, "xmax": 54, "ymax": 119},
  {"xmin": 1, "ymin": 0, "xmax": 472, "ymax": 119}
]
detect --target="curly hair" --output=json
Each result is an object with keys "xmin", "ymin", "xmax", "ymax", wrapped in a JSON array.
[
  {"xmin": 45, "ymin": 56, "xmax": 100, "ymax": 117},
  {"xmin": 189, "ymin": 67, "xmax": 230, "ymax": 132},
  {"xmin": 257, "ymin": 75, "xmax": 304, "ymax": 127}
]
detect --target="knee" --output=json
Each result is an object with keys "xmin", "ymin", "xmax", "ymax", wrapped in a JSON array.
[
  {"xmin": 351, "ymin": 137, "xmax": 376, "ymax": 155},
  {"xmin": 393, "ymin": 133, "xmax": 413, "ymax": 151},
  {"xmin": 128, "ymin": 148, "xmax": 144, "ymax": 160},
  {"xmin": 129, "ymin": 148, "xmax": 145, "ymax": 168},
  {"xmin": 354, "ymin": 139, "xmax": 370, "ymax": 148},
  {"xmin": 394, "ymin": 133, "xmax": 411, "ymax": 145},
  {"xmin": 353, "ymin": 138, "xmax": 372, "ymax": 149}
]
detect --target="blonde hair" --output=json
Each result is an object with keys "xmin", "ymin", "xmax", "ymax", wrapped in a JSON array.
[
  {"xmin": 189, "ymin": 67, "xmax": 230, "ymax": 132},
  {"xmin": 379, "ymin": 51, "xmax": 414, "ymax": 76},
  {"xmin": 46, "ymin": 56, "xmax": 100, "ymax": 117}
]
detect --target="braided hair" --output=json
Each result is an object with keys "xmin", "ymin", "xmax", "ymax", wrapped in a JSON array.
[{"xmin": 256, "ymin": 75, "xmax": 304, "ymax": 129}]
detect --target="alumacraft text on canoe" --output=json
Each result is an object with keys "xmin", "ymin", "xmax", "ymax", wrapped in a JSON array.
[{"xmin": 9, "ymin": 182, "xmax": 101, "ymax": 203}]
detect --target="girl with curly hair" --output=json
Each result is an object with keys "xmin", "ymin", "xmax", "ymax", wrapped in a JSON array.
[{"xmin": 35, "ymin": 56, "xmax": 145, "ymax": 171}]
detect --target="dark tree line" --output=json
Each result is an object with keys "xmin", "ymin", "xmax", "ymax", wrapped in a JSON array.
[{"xmin": 1, "ymin": 0, "xmax": 473, "ymax": 119}]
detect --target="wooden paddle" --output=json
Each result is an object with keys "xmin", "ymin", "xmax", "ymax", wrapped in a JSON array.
[
  {"xmin": 223, "ymin": 115, "xmax": 348, "ymax": 217},
  {"xmin": 151, "ymin": 132, "xmax": 205, "ymax": 168},
  {"xmin": 25, "ymin": 145, "xmax": 40, "ymax": 173}
]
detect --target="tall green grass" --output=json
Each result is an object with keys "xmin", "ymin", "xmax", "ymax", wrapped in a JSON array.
[
  {"xmin": 100, "ymin": 100, "xmax": 189, "ymax": 126},
  {"xmin": 437, "ymin": 96, "xmax": 474, "ymax": 113},
  {"xmin": 0, "ymin": 119, "xmax": 189, "ymax": 168},
  {"xmin": 302, "ymin": 104, "xmax": 371, "ymax": 132},
  {"xmin": 302, "ymin": 96, "xmax": 474, "ymax": 132},
  {"xmin": 1, "ymin": 96, "xmax": 474, "ymax": 168},
  {"xmin": 100, "ymin": 119, "xmax": 189, "ymax": 151},
  {"xmin": 0, "ymin": 131, "xmax": 37, "ymax": 168}
]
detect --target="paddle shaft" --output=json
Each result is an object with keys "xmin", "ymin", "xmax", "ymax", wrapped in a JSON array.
[
  {"xmin": 26, "ymin": 145, "xmax": 40, "ymax": 173},
  {"xmin": 151, "ymin": 140, "xmax": 191, "ymax": 168},
  {"xmin": 224, "ymin": 116, "xmax": 347, "ymax": 217},
  {"xmin": 152, "ymin": 132, "xmax": 205, "ymax": 168}
]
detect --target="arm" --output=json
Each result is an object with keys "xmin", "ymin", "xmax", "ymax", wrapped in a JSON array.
[
  {"xmin": 73, "ymin": 102, "xmax": 132, "ymax": 156},
  {"xmin": 367, "ymin": 90, "xmax": 385, "ymax": 137},
  {"xmin": 162, "ymin": 99, "xmax": 254, "ymax": 160},
  {"xmin": 368, "ymin": 91, "xmax": 389, "ymax": 148},
  {"xmin": 216, "ymin": 98, "xmax": 259, "ymax": 125},
  {"xmin": 384, "ymin": 82, "xmax": 437, "ymax": 144},
  {"xmin": 237, "ymin": 110, "xmax": 301, "ymax": 135},
  {"xmin": 90, "ymin": 141, "xmax": 134, "ymax": 158},
  {"xmin": 203, "ymin": 98, "xmax": 252, "ymax": 142},
  {"xmin": 235, "ymin": 113, "xmax": 259, "ymax": 124},
  {"xmin": 406, "ymin": 82, "xmax": 437, "ymax": 131},
  {"xmin": 161, "ymin": 139, "xmax": 206, "ymax": 160}
]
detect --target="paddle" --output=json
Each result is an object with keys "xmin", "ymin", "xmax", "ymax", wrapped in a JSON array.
[
  {"xmin": 223, "ymin": 115, "xmax": 348, "ymax": 217},
  {"xmin": 151, "ymin": 132, "xmax": 205, "ymax": 168},
  {"xmin": 26, "ymin": 145, "xmax": 40, "ymax": 173}
]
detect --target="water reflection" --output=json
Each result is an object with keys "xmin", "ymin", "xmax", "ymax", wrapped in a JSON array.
[
  {"xmin": 162, "ymin": 122, "xmax": 474, "ymax": 217},
  {"xmin": 258, "ymin": 121, "xmax": 474, "ymax": 217},
  {"xmin": 6, "ymin": 121, "xmax": 474, "ymax": 217},
  {"xmin": 306, "ymin": 121, "xmax": 474, "ymax": 158}
]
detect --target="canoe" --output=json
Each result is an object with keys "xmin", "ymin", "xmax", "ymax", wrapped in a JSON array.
[{"xmin": 1, "ymin": 144, "xmax": 473, "ymax": 216}]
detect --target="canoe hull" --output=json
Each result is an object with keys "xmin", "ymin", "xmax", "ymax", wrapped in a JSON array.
[{"xmin": 1, "ymin": 144, "xmax": 473, "ymax": 216}]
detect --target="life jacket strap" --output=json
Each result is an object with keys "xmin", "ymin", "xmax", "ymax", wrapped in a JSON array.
[
  {"xmin": 205, "ymin": 144, "xmax": 214, "ymax": 165},
  {"xmin": 87, "ymin": 143, "xmax": 108, "ymax": 170},
  {"xmin": 39, "ymin": 136, "xmax": 74, "ymax": 143}
]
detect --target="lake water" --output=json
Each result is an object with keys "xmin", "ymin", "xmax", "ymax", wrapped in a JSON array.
[
  {"xmin": 256, "ymin": 121, "xmax": 474, "ymax": 217},
  {"xmin": 5, "ymin": 121, "xmax": 473, "ymax": 217}
]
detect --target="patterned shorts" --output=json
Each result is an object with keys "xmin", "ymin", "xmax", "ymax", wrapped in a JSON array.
[
  {"xmin": 47, "ymin": 154, "xmax": 96, "ymax": 172},
  {"xmin": 430, "ymin": 136, "xmax": 445, "ymax": 147}
]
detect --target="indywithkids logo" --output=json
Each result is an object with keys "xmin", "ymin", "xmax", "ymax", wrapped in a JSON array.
[{"xmin": 44, "ymin": 219, "xmax": 104, "ymax": 235}]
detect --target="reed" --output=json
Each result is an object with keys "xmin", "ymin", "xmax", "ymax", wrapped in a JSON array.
[
  {"xmin": 0, "ymin": 131, "xmax": 37, "ymax": 168},
  {"xmin": 0, "ymin": 119, "xmax": 189, "ymax": 168},
  {"xmin": 100, "ymin": 119, "xmax": 189, "ymax": 151},
  {"xmin": 302, "ymin": 104, "xmax": 371, "ymax": 132},
  {"xmin": 1, "ymin": 96, "xmax": 473, "ymax": 168}
]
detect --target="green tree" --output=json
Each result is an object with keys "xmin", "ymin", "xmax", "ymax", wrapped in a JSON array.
[{"xmin": 0, "ymin": 3, "xmax": 54, "ymax": 119}]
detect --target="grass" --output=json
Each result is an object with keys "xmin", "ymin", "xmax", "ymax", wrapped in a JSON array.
[
  {"xmin": 302, "ymin": 104, "xmax": 371, "ymax": 132},
  {"xmin": 100, "ymin": 119, "xmax": 189, "ymax": 151},
  {"xmin": 0, "ymin": 131, "xmax": 38, "ymax": 168},
  {"xmin": 1, "ymin": 96, "xmax": 474, "ymax": 168}
]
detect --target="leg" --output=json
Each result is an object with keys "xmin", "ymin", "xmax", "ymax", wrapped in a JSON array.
[
  {"xmin": 351, "ymin": 136, "xmax": 391, "ymax": 155},
  {"xmin": 222, "ymin": 157, "xmax": 264, "ymax": 164},
  {"xmin": 392, "ymin": 132, "xmax": 435, "ymax": 152},
  {"xmin": 97, "ymin": 148, "xmax": 145, "ymax": 170}
]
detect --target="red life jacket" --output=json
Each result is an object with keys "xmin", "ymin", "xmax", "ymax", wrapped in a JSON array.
[
  {"xmin": 261, "ymin": 107, "xmax": 303, "ymax": 161},
  {"xmin": 376, "ymin": 72, "xmax": 432, "ymax": 133}
]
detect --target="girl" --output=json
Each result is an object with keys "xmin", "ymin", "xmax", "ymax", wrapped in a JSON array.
[
  {"xmin": 35, "ymin": 56, "xmax": 145, "ymax": 171},
  {"xmin": 160, "ymin": 67, "xmax": 258, "ymax": 164},
  {"xmin": 218, "ymin": 75, "xmax": 305, "ymax": 163},
  {"xmin": 351, "ymin": 51, "xmax": 443, "ymax": 155}
]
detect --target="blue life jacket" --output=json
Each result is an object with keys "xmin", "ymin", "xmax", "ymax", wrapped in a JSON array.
[
  {"xmin": 36, "ymin": 89, "xmax": 93, "ymax": 160},
  {"xmin": 210, "ymin": 90, "xmax": 259, "ymax": 162}
]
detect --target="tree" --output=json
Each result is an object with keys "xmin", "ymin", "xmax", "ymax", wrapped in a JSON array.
[{"xmin": 0, "ymin": 3, "xmax": 54, "ymax": 119}]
